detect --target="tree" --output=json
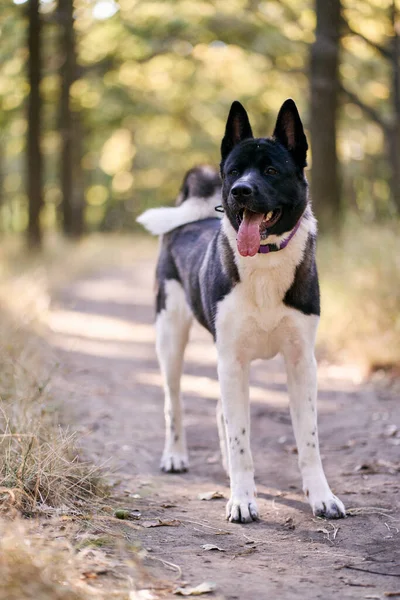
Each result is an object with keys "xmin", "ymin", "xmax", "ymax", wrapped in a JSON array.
[
  {"xmin": 310, "ymin": 0, "xmax": 342, "ymax": 233},
  {"xmin": 342, "ymin": 0, "xmax": 400, "ymax": 214},
  {"xmin": 27, "ymin": 0, "xmax": 43, "ymax": 248},
  {"xmin": 58, "ymin": 0, "xmax": 84, "ymax": 237},
  {"xmin": 388, "ymin": 0, "xmax": 400, "ymax": 212}
]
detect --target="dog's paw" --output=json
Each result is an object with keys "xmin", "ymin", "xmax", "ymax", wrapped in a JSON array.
[
  {"xmin": 160, "ymin": 451, "xmax": 189, "ymax": 473},
  {"xmin": 309, "ymin": 492, "xmax": 346, "ymax": 519},
  {"xmin": 226, "ymin": 496, "xmax": 259, "ymax": 523}
]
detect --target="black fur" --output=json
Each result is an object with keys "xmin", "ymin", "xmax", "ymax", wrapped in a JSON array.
[
  {"xmin": 157, "ymin": 218, "xmax": 240, "ymax": 337},
  {"xmin": 284, "ymin": 234, "xmax": 320, "ymax": 315},
  {"xmin": 273, "ymin": 99, "xmax": 308, "ymax": 169},
  {"xmin": 155, "ymin": 99, "xmax": 320, "ymax": 333},
  {"xmin": 220, "ymin": 100, "xmax": 309, "ymax": 239},
  {"xmin": 221, "ymin": 101, "xmax": 253, "ymax": 161},
  {"xmin": 176, "ymin": 165, "xmax": 221, "ymax": 206},
  {"xmin": 155, "ymin": 248, "xmax": 180, "ymax": 313}
]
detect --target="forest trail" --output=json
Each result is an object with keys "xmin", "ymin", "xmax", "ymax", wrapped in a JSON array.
[{"xmin": 47, "ymin": 249, "xmax": 400, "ymax": 600}]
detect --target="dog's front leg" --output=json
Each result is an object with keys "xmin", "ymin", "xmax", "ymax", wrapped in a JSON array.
[
  {"xmin": 282, "ymin": 328, "xmax": 345, "ymax": 519},
  {"xmin": 217, "ymin": 355, "xmax": 258, "ymax": 523}
]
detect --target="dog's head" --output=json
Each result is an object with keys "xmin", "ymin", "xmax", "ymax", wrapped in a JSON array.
[
  {"xmin": 220, "ymin": 99, "xmax": 309, "ymax": 257},
  {"xmin": 176, "ymin": 165, "xmax": 221, "ymax": 206}
]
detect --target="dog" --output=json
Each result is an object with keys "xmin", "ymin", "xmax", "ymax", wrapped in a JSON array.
[{"xmin": 137, "ymin": 99, "xmax": 346, "ymax": 523}]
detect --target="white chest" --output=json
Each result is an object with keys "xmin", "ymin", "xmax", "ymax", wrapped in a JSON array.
[
  {"xmin": 215, "ymin": 213, "xmax": 317, "ymax": 362},
  {"xmin": 215, "ymin": 265, "xmax": 297, "ymax": 361}
]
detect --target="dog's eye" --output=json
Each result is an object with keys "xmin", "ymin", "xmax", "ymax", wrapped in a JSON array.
[
  {"xmin": 228, "ymin": 169, "xmax": 239, "ymax": 177},
  {"xmin": 265, "ymin": 167, "xmax": 278, "ymax": 176}
]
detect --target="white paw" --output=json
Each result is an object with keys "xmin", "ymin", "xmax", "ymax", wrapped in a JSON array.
[
  {"xmin": 307, "ymin": 490, "xmax": 346, "ymax": 519},
  {"xmin": 226, "ymin": 496, "xmax": 259, "ymax": 523},
  {"xmin": 160, "ymin": 450, "xmax": 189, "ymax": 473}
]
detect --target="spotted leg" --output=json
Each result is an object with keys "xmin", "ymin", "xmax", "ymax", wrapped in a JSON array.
[
  {"xmin": 282, "ymin": 316, "xmax": 345, "ymax": 519},
  {"xmin": 217, "ymin": 355, "xmax": 258, "ymax": 523}
]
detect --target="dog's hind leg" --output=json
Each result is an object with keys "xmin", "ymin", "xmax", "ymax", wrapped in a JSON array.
[
  {"xmin": 156, "ymin": 279, "xmax": 192, "ymax": 473},
  {"xmin": 282, "ymin": 316, "xmax": 345, "ymax": 519},
  {"xmin": 216, "ymin": 398, "xmax": 229, "ymax": 475}
]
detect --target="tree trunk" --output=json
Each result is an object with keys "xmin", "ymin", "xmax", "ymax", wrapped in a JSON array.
[
  {"xmin": 388, "ymin": 0, "xmax": 400, "ymax": 212},
  {"xmin": 27, "ymin": 0, "xmax": 43, "ymax": 248},
  {"xmin": 59, "ymin": 0, "xmax": 85, "ymax": 237},
  {"xmin": 310, "ymin": 0, "xmax": 341, "ymax": 233}
]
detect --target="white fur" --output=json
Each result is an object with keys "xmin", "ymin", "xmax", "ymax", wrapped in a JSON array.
[
  {"xmin": 215, "ymin": 212, "xmax": 345, "ymax": 520},
  {"xmin": 156, "ymin": 280, "xmax": 192, "ymax": 472},
  {"xmin": 216, "ymin": 398, "xmax": 229, "ymax": 474},
  {"xmin": 137, "ymin": 193, "xmax": 221, "ymax": 236},
  {"xmin": 155, "ymin": 207, "xmax": 345, "ymax": 521}
]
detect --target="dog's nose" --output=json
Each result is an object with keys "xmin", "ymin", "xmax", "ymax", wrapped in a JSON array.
[{"xmin": 231, "ymin": 183, "xmax": 253, "ymax": 199}]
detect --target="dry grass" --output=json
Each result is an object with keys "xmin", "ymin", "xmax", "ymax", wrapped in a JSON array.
[
  {"xmin": 0, "ymin": 520, "xmax": 88, "ymax": 600},
  {"xmin": 0, "ymin": 242, "xmax": 107, "ymax": 514},
  {"xmin": 0, "ymin": 313, "xmax": 105, "ymax": 515},
  {"xmin": 317, "ymin": 219, "xmax": 400, "ymax": 372},
  {"xmin": 0, "ymin": 518, "xmax": 144, "ymax": 600},
  {"xmin": 0, "ymin": 236, "xmax": 165, "ymax": 598}
]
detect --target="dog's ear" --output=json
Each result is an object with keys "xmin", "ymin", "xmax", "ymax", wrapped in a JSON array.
[
  {"xmin": 273, "ymin": 99, "xmax": 308, "ymax": 169},
  {"xmin": 221, "ymin": 101, "xmax": 253, "ymax": 161}
]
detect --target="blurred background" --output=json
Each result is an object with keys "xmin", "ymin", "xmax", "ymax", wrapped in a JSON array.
[{"xmin": 0, "ymin": 0, "xmax": 399, "ymax": 370}]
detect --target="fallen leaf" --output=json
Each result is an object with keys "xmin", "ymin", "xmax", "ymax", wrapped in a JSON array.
[
  {"xmin": 355, "ymin": 460, "xmax": 400, "ymax": 475},
  {"xmin": 284, "ymin": 445, "xmax": 298, "ymax": 454},
  {"xmin": 283, "ymin": 517, "xmax": 295, "ymax": 530},
  {"xmin": 142, "ymin": 518, "xmax": 181, "ymax": 528},
  {"xmin": 202, "ymin": 544, "xmax": 225, "ymax": 552},
  {"xmin": 114, "ymin": 509, "xmax": 141, "ymax": 520},
  {"xmin": 174, "ymin": 582, "xmax": 216, "ymax": 596},
  {"xmin": 198, "ymin": 491, "xmax": 224, "ymax": 501}
]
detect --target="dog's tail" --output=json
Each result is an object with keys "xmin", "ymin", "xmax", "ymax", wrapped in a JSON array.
[{"xmin": 136, "ymin": 165, "xmax": 222, "ymax": 236}]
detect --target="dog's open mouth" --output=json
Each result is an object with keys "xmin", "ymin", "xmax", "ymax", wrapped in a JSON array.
[
  {"xmin": 236, "ymin": 208, "xmax": 282, "ymax": 257},
  {"xmin": 237, "ymin": 208, "xmax": 281, "ymax": 230}
]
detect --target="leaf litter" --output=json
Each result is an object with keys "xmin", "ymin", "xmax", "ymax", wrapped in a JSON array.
[
  {"xmin": 197, "ymin": 491, "xmax": 225, "ymax": 501},
  {"xmin": 202, "ymin": 544, "xmax": 226, "ymax": 552},
  {"xmin": 174, "ymin": 582, "xmax": 217, "ymax": 596},
  {"xmin": 142, "ymin": 518, "xmax": 181, "ymax": 528}
]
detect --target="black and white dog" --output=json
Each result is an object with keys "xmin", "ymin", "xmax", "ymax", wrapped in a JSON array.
[{"xmin": 137, "ymin": 99, "xmax": 345, "ymax": 523}]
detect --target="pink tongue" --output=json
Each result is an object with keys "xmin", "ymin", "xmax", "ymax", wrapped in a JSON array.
[{"xmin": 237, "ymin": 210, "xmax": 264, "ymax": 257}]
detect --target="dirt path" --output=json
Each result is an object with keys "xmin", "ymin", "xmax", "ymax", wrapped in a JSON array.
[{"xmin": 48, "ymin": 251, "xmax": 400, "ymax": 600}]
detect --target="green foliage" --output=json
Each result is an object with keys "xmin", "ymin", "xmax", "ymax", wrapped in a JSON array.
[{"xmin": 0, "ymin": 0, "xmax": 397, "ymax": 232}]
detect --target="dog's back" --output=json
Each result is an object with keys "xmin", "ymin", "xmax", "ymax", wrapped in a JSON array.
[{"xmin": 138, "ymin": 165, "xmax": 237, "ymax": 333}]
